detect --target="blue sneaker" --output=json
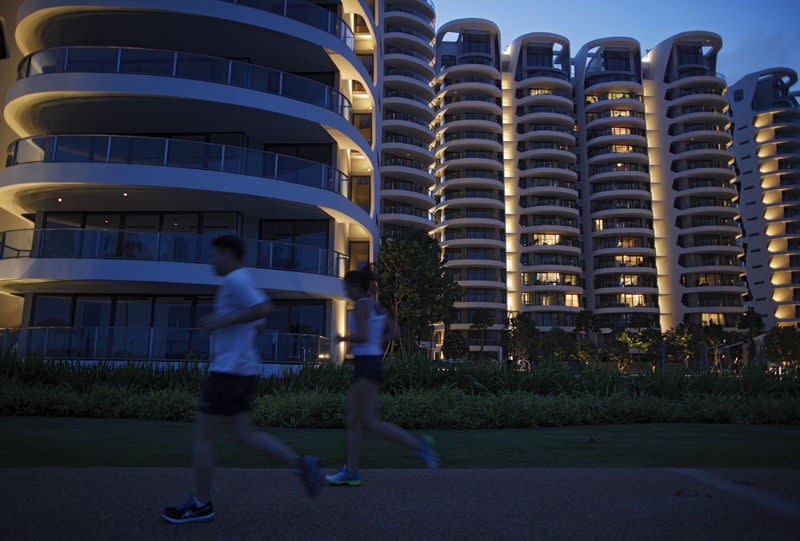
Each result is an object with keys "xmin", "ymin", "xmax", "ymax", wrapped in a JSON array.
[
  {"xmin": 417, "ymin": 436, "xmax": 438, "ymax": 470},
  {"xmin": 325, "ymin": 465, "xmax": 362, "ymax": 486},
  {"xmin": 297, "ymin": 455, "xmax": 322, "ymax": 498},
  {"xmin": 162, "ymin": 497, "xmax": 215, "ymax": 524}
]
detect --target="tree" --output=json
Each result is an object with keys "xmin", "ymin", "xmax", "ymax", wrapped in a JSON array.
[
  {"xmin": 441, "ymin": 331, "xmax": 469, "ymax": 361},
  {"xmin": 574, "ymin": 309, "xmax": 600, "ymax": 338},
  {"xmin": 764, "ymin": 327, "xmax": 800, "ymax": 370},
  {"xmin": 602, "ymin": 330, "xmax": 634, "ymax": 371},
  {"xmin": 538, "ymin": 328, "xmax": 576, "ymax": 362},
  {"xmin": 503, "ymin": 315, "xmax": 539, "ymax": 362},
  {"xmin": 471, "ymin": 309, "xmax": 494, "ymax": 354},
  {"xmin": 738, "ymin": 308, "xmax": 766, "ymax": 367},
  {"xmin": 377, "ymin": 230, "xmax": 461, "ymax": 354}
]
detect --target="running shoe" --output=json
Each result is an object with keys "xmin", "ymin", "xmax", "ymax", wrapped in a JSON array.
[
  {"xmin": 161, "ymin": 498, "xmax": 215, "ymax": 524},
  {"xmin": 297, "ymin": 455, "xmax": 322, "ymax": 497},
  {"xmin": 417, "ymin": 436, "xmax": 439, "ymax": 470},
  {"xmin": 325, "ymin": 465, "xmax": 362, "ymax": 486}
]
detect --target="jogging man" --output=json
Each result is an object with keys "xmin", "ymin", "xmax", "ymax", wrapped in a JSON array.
[{"xmin": 162, "ymin": 235, "xmax": 321, "ymax": 524}]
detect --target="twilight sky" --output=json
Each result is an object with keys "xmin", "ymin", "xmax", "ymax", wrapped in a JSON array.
[{"xmin": 433, "ymin": 0, "xmax": 800, "ymax": 84}]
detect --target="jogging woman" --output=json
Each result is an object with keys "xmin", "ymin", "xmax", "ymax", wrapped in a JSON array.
[{"xmin": 325, "ymin": 267, "xmax": 438, "ymax": 486}]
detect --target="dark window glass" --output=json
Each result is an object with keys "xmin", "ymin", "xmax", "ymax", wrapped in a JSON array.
[
  {"xmin": 153, "ymin": 297, "xmax": 193, "ymax": 328},
  {"xmin": 604, "ymin": 52, "xmax": 630, "ymax": 72},
  {"xmin": 526, "ymin": 47, "xmax": 551, "ymax": 67},
  {"xmin": 74, "ymin": 296, "xmax": 112, "ymax": 327},
  {"xmin": 260, "ymin": 220, "xmax": 329, "ymax": 249},
  {"xmin": 114, "ymin": 297, "xmax": 152, "ymax": 327},
  {"xmin": 734, "ymin": 89, "xmax": 744, "ymax": 102},
  {"xmin": 31, "ymin": 295, "xmax": 72, "ymax": 326}
]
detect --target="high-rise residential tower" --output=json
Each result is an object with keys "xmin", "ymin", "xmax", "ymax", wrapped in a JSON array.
[
  {"xmin": 506, "ymin": 33, "xmax": 581, "ymax": 329},
  {"xmin": 643, "ymin": 32, "xmax": 746, "ymax": 331},
  {"xmin": 433, "ymin": 20, "xmax": 506, "ymax": 354},
  {"xmin": 574, "ymin": 38, "xmax": 659, "ymax": 332},
  {"xmin": 381, "ymin": 0, "xmax": 437, "ymax": 234},
  {"xmin": 0, "ymin": 0, "xmax": 381, "ymax": 362},
  {"xmin": 729, "ymin": 68, "xmax": 800, "ymax": 329}
]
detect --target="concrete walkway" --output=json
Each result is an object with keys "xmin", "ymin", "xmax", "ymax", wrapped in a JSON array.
[{"xmin": 1, "ymin": 468, "xmax": 799, "ymax": 540}]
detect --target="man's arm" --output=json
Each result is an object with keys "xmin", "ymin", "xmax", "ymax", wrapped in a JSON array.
[
  {"xmin": 201, "ymin": 300, "xmax": 272, "ymax": 331},
  {"xmin": 201, "ymin": 272, "xmax": 272, "ymax": 331}
]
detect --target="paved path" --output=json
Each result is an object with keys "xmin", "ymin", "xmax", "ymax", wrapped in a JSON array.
[{"xmin": 1, "ymin": 468, "xmax": 799, "ymax": 540}]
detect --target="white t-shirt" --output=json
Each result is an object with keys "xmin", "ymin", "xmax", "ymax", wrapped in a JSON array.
[{"xmin": 210, "ymin": 268, "xmax": 269, "ymax": 376}]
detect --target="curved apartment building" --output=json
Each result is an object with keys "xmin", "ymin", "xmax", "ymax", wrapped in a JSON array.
[
  {"xmin": 643, "ymin": 32, "xmax": 746, "ymax": 330},
  {"xmin": 729, "ymin": 68, "xmax": 800, "ymax": 328},
  {"xmin": 2, "ymin": 4, "xmax": 789, "ymax": 362},
  {"xmin": 0, "ymin": 0, "xmax": 381, "ymax": 362},
  {"xmin": 381, "ymin": 0, "xmax": 436, "ymax": 234},
  {"xmin": 433, "ymin": 20, "xmax": 506, "ymax": 354},
  {"xmin": 506, "ymin": 33, "xmax": 581, "ymax": 329},
  {"xmin": 574, "ymin": 38, "xmax": 659, "ymax": 331}
]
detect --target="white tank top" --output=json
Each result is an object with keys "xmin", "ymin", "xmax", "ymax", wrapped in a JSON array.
[{"xmin": 349, "ymin": 297, "xmax": 388, "ymax": 357}]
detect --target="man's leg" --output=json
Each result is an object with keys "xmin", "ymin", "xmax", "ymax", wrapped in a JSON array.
[
  {"xmin": 230, "ymin": 412, "xmax": 299, "ymax": 466},
  {"xmin": 194, "ymin": 412, "xmax": 219, "ymax": 504}
]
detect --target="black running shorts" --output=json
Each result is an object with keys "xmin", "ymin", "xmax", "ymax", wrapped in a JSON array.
[
  {"xmin": 198, "ymin": 372, "xmax": 258, "ymax": 416},
  {"xmin": 353, "ymin": 355, "xmax": 384, "ymax": 384}
]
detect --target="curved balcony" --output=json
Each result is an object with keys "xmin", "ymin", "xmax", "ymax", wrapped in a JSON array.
[
  {"xmin": 588, "ymin": 162, "xmax": 650, "ymax": 183},
  {"xmin": 384, "ymin": 46, "xmax": 435, "ymax": 76},
  {"xmin": 0, "ymin": 326, "xmax": 330, "ymax": 363},
  {"xmin": 384, "ymin": 68, "xmax": 435, "ymax": 97},
  {"xmin": 381, "ymin": 179, "xmax": 434, "ymax": 207},
  {"xmin": 516, "ymin": 88, "xmax": 573, "ymax": 110},
  {"xmin": 436, "ymin": 209, "xmax": 505, "ymax": 229},
  {"xmin": 438, "ymin": 60, "xmax": 502, "ymax": 81},
  {"xmin": 380, "ymin": 205, "xmax": 434, "ymax": 229},
  {"xmin": 584, "ymin": 92, "xmax": 644, "ymax": 112},
  {"xmin": 384, "ymin": 24, "xmax": 435, "ymax": 52},
  {"xmin": 383, "ymin": 112, "xmax": 435, "ymax": 139},
  {"xmin": 8, "ymin": 134, "xmax": 350, "ymax": 195},
  {"xmin": 381, "ymin": 155, "xmax": 435, "ymax": 185},
  {"xmin": 17, "ymin": 0, "xmax": 359, "ymax": 57},
  {"xmin": 18, "ymin": 46, "xmax": 352, "ymax": 117},
  {"xmin": 0, "ymin": 229, "xmax": 347, "ymax": 277},
  {"xmin": 440, "ymin": 229, "xmax": 505, "ymax": 249},
  {"xmin": 384, "ymin": 3, "xmax": 436, "ymax": 30},
  {"xmin": 2, "ymin": 135, "xmax": 375, "ymax": 237},
  {"xmin": 515, "ymin": 69, "xmax": 573, "ymax": 91},
  {"xmin": 583, "ymin": 72, "xmax": 642, "ymax": 93}
]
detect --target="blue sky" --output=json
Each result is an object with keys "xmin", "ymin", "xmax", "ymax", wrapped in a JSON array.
[{"xmin": 433, "ymin": 0, "xmax": 800, "ymax": 84}]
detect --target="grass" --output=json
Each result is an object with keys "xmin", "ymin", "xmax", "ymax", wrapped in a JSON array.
[{"xmin": 2, "ymin": 416, "xmax": 800, "ymax": 469}]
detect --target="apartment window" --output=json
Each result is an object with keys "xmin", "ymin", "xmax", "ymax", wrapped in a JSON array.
[
  {"xmin": 526, "ymin": 47, "xmax": 551, "ymax": 67},
  {"xmin": 348, "ymin": 241, "xmax": 370, "ymax": 271},
  {"xmin": 462, "ymin": 34, "xmax": 490, "ymax": 54},
  {"xmin": 733, "ymin": 89, "xmax": 744, "ymax": 102},
  {"xmin": 603, "ymin": 52, "xmax": 630, "ymax": 72},
  {"xmin": 31, "ymin": 295, "xmax": 73, "ymax": 326},
  {"xmin": 259, "ymin": 220, "xmax": 329, "ymax": 249}
]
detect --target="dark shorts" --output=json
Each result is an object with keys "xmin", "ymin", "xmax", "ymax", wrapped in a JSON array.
[
  {"xmin": 198, "ymin": 372, "xmax": 258, "ymax": 416},
  {"xmin": 353, "ymin": 355, "xmax": 384, "ymax": 384}
]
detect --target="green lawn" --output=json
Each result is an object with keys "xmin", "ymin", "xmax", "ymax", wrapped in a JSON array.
[{"xmin": 2, "ymin": 416, "xmax": 799, "ymax": 468}]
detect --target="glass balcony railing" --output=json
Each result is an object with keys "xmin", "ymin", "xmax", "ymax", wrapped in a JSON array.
[
  {"xmin": 385, "ymin": 4, "xmax": 435, "ymax": 27},
  {"xmin": 0, "ymin": 229, "xmax": 348, "ymax": 278},
  {"xmin": 384, "ymin": 68, "xmax": 432, "ymax": 85},
  {"xmin": 19, "ymin": 47, "xmax": 352, "ymax": 121},
  {"xmin": 219, "ymin": 0, "xmax": 354, "ymax": 50},
  {"xmin": 0, "ymin": 326, "xmax": 329, "ymax": 363},
  {"xmin": 7, "ymin": 135, "xmax": 351, "ymax": 196}
]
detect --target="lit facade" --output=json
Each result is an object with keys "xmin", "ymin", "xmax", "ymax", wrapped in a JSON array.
[
  {"xmin": 0, "ymin": 0, "xmax": 381, "ymax": 362},
  {"xmin": 0, "ymin": 3, "xmax": 785, "ymax": 362},
  {"xmin": 729, "ymin": 68, "xmax": 800, "ymax": 328}
]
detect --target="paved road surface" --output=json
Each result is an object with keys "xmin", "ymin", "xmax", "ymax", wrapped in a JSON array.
[{"xmin": 1, "ymin": 468, "xmax": 799, "ymax": 540}]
